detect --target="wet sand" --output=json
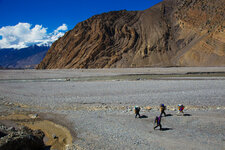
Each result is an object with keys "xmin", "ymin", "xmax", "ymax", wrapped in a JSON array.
[{"xmin": 0, "ymin": 113, "xmax": 73, "ymax": 150}]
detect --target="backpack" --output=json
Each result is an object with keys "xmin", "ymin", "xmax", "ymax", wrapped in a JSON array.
[
  {"xmin": 154, "ymin": 116, "xmax": 158, "ymax": 123},
  {"xmin": 134, "ymin": 106, "xmax": 140, "ymax": 113}
]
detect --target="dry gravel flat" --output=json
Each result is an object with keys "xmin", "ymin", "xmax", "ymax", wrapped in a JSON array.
[
  {"xmin": 0, "ymin": 67, "xmax": 225, "ymax": 79},
  {"xmin": 0, "ymin": 68, "xmax": 225, "ymax": 150}
]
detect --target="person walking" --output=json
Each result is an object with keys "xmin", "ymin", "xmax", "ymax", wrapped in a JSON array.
[
  {"xmin": 160, "ymin": 104, "xmax": 167, "ymax": 117},
  {"xmin": 178, "ymin": 104, "xmax": 185, "ymax": 115},
  {"xmin": 154, "ymin": 115, "xmax": 162, "ymax": 130},
  {"xmin": 134, "ymin": 106, "xmax": 141, "ymax": 118}
]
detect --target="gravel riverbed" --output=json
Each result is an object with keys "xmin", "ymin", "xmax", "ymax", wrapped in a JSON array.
[{"xmin": 0, "ymin": 68, "xmax": 225, "ymax": 150}]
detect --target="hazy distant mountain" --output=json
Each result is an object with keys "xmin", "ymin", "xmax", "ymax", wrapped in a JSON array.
[
  {"xmin": 0, "ymin": 45, "xmax": 49, "ymax": 69},
  {"xmin": 37, "ymin": 0, "xmax": 225, "ymax": 69}
]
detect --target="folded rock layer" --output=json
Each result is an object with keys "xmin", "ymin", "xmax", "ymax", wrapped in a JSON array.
[{"xmin": 37, "ymin": 0, "xmax": 225, "ymax": 69}]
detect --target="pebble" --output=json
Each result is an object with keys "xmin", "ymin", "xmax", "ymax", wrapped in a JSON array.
[
  {"xmin": 29, "ymin": 114, "xmax": 38, "ymax": 119},
  {"xmin": 7, "ymin": 127, "xmax": 15, "ymax": 131},
  {"xmin": 52, "ymin": 134, "xmax": 58, "ymax": 139},
  {"xmin": 145, "ymin": 106, "xmax": 152, "ymax": 110}
]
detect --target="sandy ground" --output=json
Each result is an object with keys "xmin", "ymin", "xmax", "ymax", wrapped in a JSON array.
[{"xmin": 0, "ymin": 67, "xmax": 225, "ymax": 150}]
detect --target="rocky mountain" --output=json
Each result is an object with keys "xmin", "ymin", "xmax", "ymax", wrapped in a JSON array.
[
  {"xmin": 0, "ymin": 45, "xmax": 49, "ymax": 69},
  {"xmin": 37, "ymin": 0, "xmax": 225, "ymax": 69}
]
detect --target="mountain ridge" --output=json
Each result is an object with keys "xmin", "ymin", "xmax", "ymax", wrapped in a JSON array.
[
  {"xmin": 0, "ymin": 45, "xmax": 49, "ymax": 69},
  {"xmin": 37, "ymin": 0, "xmax": 225, "ymax": 69}
]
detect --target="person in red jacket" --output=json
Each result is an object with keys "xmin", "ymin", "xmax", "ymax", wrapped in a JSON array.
[{"xmin": 178, "ymin": 104, "xmax": 185, "ymax": 115}]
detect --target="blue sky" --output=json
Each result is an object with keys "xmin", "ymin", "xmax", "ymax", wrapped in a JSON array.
[{"xmin": 0, "ymin": 0, "xmax": 162, "ymax": 49}]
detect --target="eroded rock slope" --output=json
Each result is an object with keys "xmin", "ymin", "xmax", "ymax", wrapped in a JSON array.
[{"xmin": 37, "ymin": 0, "xmax": 225, "ymax": 69}]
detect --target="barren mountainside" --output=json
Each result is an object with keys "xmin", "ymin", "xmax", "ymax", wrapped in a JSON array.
[{"xmin": 37, "ymin": 0, "xmax": 225, "ymax": 69}]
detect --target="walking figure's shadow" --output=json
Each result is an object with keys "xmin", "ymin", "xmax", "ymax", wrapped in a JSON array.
[
  {"xmin": 160, "ymin": 128, "xmax": 173, "ymax": 131},
  {"xmin": 176, "ymin": 113, "xmax": 192, "ymax": 116},
  {"xmin": 139, "ymin": 115, "xmax": 148, "ymax": 118}
]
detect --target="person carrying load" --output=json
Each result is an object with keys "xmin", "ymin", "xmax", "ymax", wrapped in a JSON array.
[
  {"xmin": 160, "ymin": 104, "xmax": 167, "ymax": 117},
  {"xmin": 134, "ymin": 106, "xmax": 141, "ymax": 118},
  {"xmin": 154, "ymin": 115, "xmax": 162, "ymax": 130},
  {"xmin": 178, "ymin": 104, "xmax": 185, "ymax": 115}
]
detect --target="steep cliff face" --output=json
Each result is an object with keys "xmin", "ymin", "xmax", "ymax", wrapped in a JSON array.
[{"xmin": 37, "ymin": 0, "xmax": 225, "ymax": 69}]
